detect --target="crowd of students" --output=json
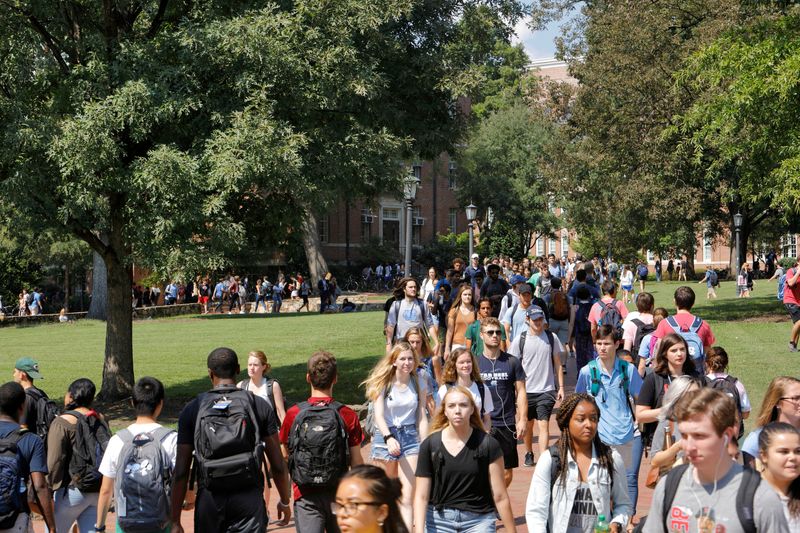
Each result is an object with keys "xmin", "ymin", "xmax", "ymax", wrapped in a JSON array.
[{"xmin": 0, "ymin": 253, "xmax": 798, "ymax": 533}]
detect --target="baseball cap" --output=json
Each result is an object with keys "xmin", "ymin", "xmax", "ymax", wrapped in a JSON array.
[
  {"xmin": 435, "ymin": 279, "xmax": 451, "ymax": 292},
  {"xmin": 525, "ymin": 305, "xmax": 545, "ymax": 320},
  {"xmin": 510, "ymin": 274, "xmax": 526, "ymax": 286},
  {"xmin": 471, "ymin": 253, "xmax": 479, "ymax": 259},
  {"xmin": 15, "ymin": 357, "xmax": 43, "ymax": 379},
  {"xmin": 518, "ymin": 283, "xmax": 532, "ymax": 295}
]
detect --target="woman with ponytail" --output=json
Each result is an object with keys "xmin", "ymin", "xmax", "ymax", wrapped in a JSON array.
[
  {"xmin": 334, "ymin": 464, "xmax": 409, "ymax": 533},
  {"xmin": 525, "ymin": 393, "xmax": 630, "ymax": 533}
]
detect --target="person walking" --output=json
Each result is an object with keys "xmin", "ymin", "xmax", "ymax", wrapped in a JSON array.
[
  {"xmin": 444, "ymin": 284, "xmax": 477, "ymax": 361},
  {"xmin": 437, "ymin": 348, "xmax": 494, "ymax": 432},
  {"xmin": 741, "ymin": 376, "xmax": 800, "ymax": 468},
  {"xmin": 334, "ymin": 465, "xmax": 409, "ymax": 533},
  {"xmin": 757, "ymin": 422, "xmax": 800, "ymax": 532}
]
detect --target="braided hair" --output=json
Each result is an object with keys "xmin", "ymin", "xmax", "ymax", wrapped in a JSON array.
[{"xmin": 553, "ymin": 393, "xmax": 615, "ymax": 488}]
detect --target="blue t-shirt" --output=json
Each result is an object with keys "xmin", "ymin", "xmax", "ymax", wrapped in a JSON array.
[
  {"xmin": 501, "ymin": 304, "xmax": 529, "ymax": 342},
  {"xmin": 741, "ymin": 426, "xmax": 762, "ymax": 459},
  {"xmin": 478, "ymin": 352, "xmax": 526, "ymax": 425},
  {"xmin": 575, "ymin": 358, "xmax": 643, "ymax": 445},
  {"xmin": 213, "ymin": 282, "xmax": 224, "ymax": 298},
  {"xmin": 0, "ymin": 421, "xmax": 48, "ymax": 487}
]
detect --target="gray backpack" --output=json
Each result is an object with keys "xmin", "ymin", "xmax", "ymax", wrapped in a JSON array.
[{"xmin": 114, "ymin": 427, "xmax": 175, "ymax": 533}]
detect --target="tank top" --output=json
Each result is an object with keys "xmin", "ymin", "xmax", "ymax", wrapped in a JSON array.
[{"xmin": 450, "ymin": 307, "xmax": 476, "ymax": 346}]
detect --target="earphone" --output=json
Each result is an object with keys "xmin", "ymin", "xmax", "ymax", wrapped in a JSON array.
[{"xmin": 723, "ymin": 435, "xmax": 729, "ymax": 446}]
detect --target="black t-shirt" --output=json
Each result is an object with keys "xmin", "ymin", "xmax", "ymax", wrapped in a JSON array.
[
  {"xmin": 416, "ymin": 429, "xmax": 502, "ymax": 514},
  {"xmin": 21, "ymin": 386, "xmax": 47, "ymax": 431},
  {"xmin": 177, "ymin": 386, "xmax": 279, "ymax": 446},
  {"xmin": 478, "ymin": 352, "xmax": 526, "ymax": 426},
  {"xmin": 636, "ymin": 372, "xmax": 669, "ymax": 441}
]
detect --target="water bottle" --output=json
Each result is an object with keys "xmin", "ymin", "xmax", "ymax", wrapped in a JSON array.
[{"xmin": 594, "ymin": 514, "xmax": 610, "ymax": 533}]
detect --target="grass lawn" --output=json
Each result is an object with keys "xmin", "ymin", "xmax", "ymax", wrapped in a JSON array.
[{"xmin": 0, "ymin": 278, "xmax": 796, "ymax": 433}]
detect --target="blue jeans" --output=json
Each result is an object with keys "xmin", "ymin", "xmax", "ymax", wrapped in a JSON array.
[
  {"xmin": 613, "ymin": 435, "xmax": 643, "ymax": 515},
  {"xmin": 371, "ymin": 424, "xmax": 420, "ymax": 461},
  {"xmin": 425, "ymin": 506, "xmax": 496, "ymax": 533}
]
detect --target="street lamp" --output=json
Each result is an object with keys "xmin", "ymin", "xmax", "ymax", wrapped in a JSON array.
[
  {"xmin": 403, "ymin": 172, "xmax": 420, "ymax": 277},
  {"xmin": 734, "ymin": 212, "xmax": 743, "ymax": 277},
  {"xmin": 465, "ymin": 203, "xmax": 478, "ymax": 260}
]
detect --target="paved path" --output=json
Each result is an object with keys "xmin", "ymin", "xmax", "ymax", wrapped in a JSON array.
[{"xmin": 34, "ymin": 356, "xmax": 655, "ymax": 532}]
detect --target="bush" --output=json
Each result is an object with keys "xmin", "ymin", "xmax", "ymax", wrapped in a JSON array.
[
  {"xmin": 779, "ymin": 257, "xmax": 797, "ymax": 270},
  {"xmin": 415, "ymin": 233, "xmax": 470, "ymax": 271}
]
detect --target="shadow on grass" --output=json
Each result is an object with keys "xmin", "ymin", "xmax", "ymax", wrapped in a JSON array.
[{"xmin": 696, "ymin": 297, "xmax": 786, "ymax": 322}]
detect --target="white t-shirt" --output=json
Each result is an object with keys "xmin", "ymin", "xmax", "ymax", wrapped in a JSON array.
[
  {"xmin": 620, "ymin": 271, "xmax": 634, "ymax": 287},
  {"xmin": 98, "ymin": 422, "xmax": 178, "ymax": 478},
  {"xmin": 382, "ymin": 382, "xmax": 423, "ymax": 428},
  {"xmin": 436, "ymin": 381, "xmax": 494, "ymax": 416},
  {"xmin": 508, "ymin": 330, "xmax": 564, "ymax": 393},
  {"xmin": 622, "ymin": 312, "xmax": 654, "ymax": 344}
]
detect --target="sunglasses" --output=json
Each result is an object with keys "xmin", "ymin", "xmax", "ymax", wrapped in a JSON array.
[{"xmin": 483, "ymin": 330, "xmax": 502, "ymax": 336}]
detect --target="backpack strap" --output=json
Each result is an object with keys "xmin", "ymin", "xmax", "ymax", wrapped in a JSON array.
[
  {"xmin": 117, "ymin": 428, "xmax": 134, "ymax": 444},
  {"xmin": 429, "ymin": 431, "xmax": 446, "ymax": 510},
  {"xmin": 415, "ymin": 298, "xmax": 427, "ymax": 326},
  {"xmin": 736, "ymin": 467, "xmax": 760, "ymax": 533},
  {"xmin": 588, "ymin": 360, "xmax": 601, "ymax": 397},
  {"xmin": 548, "ymin": 444, "xmax": 561, "ymax": 490},
  {"xmin": 688, "ymin": 316, "xmax": 703, "ymax": 334},
  {"xmin": 661, "ymin": 463, "xmax": 690, "ymax": 529},
  {"xmin": 545, "ymin": 330, "xmax": 556, "ymax": 380},
  {"xmin": 519, "ymin": 330, "xmax": 527, "ymax": 361},
  {"xmin": 390, "ymin": 300, "xmax": 401, "ymax": 341},
  {"xmin": 476, "ymin": 382, "xmax": 485, "ymax": 418},
  {"xmin": 666, "ymin": 315, "xmax": 680, "ymax": 333}
]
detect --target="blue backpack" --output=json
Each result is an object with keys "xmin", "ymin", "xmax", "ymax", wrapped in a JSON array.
[
  {"xmin": 0, "ymin": 429, "xmax": 25, "ymax": 529},
  {"xmin": 666, "ymin": 316, "xmax": 704, "ymax": 366},
  {"xmin": 778, "ymin": 273, "xmax": 787, "ymax": 301}
]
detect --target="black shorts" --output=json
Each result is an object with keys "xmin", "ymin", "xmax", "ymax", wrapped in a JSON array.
[
  {"xmin": 490, "ymin": 425, "xmax": 519, "ymax": 470},
  {"xmin": 638, "ymin": 274, "xmax": 647, "ymax": 281},
  {"xmin": 787, "ymin": 303, "xmax": 800, "ymax": 323},
  {"xmin": 527, "ymin": 391, "xmax": 556, "ymax": 421}
]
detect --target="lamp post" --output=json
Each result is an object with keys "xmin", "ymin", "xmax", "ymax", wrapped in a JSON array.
[
  {"xmin": 465, "ymin": 203, "xmax": 477, "ymax": 260},
  {"xmin": 403, "ymin": 172, "xmax": 419, "ymax": 277},
  {"xmin": 734, "ymin": 212, "xmax": 743, "ymax": 277}
]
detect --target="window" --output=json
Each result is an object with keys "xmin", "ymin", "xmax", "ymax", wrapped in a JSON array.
[
  {"xmin": 561, "ymin": 230, "xmax": 569, "ymax": 256},
  {"xmin": 318, "ymin": 215, "xmax": 329, "ymax": 243},
  {"xmin": 647, "ymin": 250, "xmax": 655, "ymax": 262},
  {"xmin": 782, "ymin": 234, "xmax": 797, "ymax": 258},
  {"xmin": 383, "ymin": 208, "xmax": 400, "ymax": 220},
  {"xmin": 448, "ymin": 162, "xmax": 457, "ymax": 190},
  {"xmin": 412, "ymin": 207, "xmax": 422, "ymax": 245},
  {"xmin": 448, "ymin": 208, "xmax": 457, "ymax": 233},
  {"xmin": 413, "ymin": 164, "xmax": 422, "ymax": 189},
  {"xmin": 703, "ymin": 232, "xmax": 712, "ymax": 264},
  {"xmin": 536, "ymin": 237, "xmax": 545, "ymax": 257},
  {"xmin": 549, "ymin": 237, "xmax": 557, "ymax": 255}
]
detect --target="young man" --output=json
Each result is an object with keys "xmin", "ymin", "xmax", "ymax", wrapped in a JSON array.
[
  {"xmin": 478, "ymin": 317, "xmax": 527, "ymax": 486},
  {"xmin": 567, "ymin": 268, "xmax": 601, "ymax": 305},
  {"xmin": 621, "ymin": 292, "xmax": 654, "ymax": 354},
  {"xmin": 508, "ymin": 306, "xmax": 565, "ymax": 467},
  {"xmin": 385, "ymin": 277, "xmax": 437, "ymax": 354},
  {"xmin": 12, "ymin": 357, "xmax": 49, "ymax": 436},
  {"xmin": 547, "ymin": 253, "xmax": 565, "ymax": 280},
  {"xmin": 497, "ymin": 274, "xmax": 526, "ymax": 320},
  {"xmin": 697, "ymin": 269, "xmax": 719, "ymax": 299},
  {"xmin": 576, "ymin": 325, "xmax": 644, "ymax": 519},
  {"xmin": 466, "ymin": 298, "xmax": 507, "ymax": 356},
  {"xmin": 652, "ymin": 286, "xmax": 715, "ymax": 368},
  {"xmin": 782, "ymin": 258, "xmax": 800, "ymax": 351},
  {"xmin": 480, "ymin": 263, "xmax": 510, "ymax": 318},
  {"xmin": 318, "ymin": 273, "xmax": 331, "ymax": 313},
  {"xmin": 464, "ymin": 253, "xmax": 485, "ymax": 287},
  {"xmin": 280, "ymin": 351, "xmax": 364, "ymax": 532},
  {"xmin": 643, "ymin": 388, "xmax": 788, "ymax": 532},
  {"xmin": 636, "ymin": 261, "xmax": 649, "ymax": 293},
  {"xmin": 170, "ymin": 348, "xmax": 291, "ymax": 533},
  {"xmin": 588, "ymin": 280, "xmax": 628, "ymax": 341},
  {"xmin": 502, "ymin": 283, "xmax": 533, "ymax": 343},
  {"xmin": 96, "ymin": 377, "xmax": 177, "ymax": 532},
  {"xmin": 0, "ymin": 381, "xmax": 55, "ymax": 532}
]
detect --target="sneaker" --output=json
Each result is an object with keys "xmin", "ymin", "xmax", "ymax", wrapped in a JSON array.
[
  {"xmin": 790, "ymin": 342, "xmax": 798, "ymax": 353},
  {"xmin": 524, "ymin": 452, "xmax": 535, "ymax": 467}
]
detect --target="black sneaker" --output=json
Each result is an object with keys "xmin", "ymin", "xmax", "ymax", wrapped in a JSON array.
[
  {"xmin": 790, "ymin": 342, "xmax": 798, "ymax": 353},
  {"xmin": 524, "ymin": 451, "xmax": 535, "ymax": 467}
]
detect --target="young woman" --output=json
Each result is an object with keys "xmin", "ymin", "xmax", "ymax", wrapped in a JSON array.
[
  {"xmin": 444, "ymin": 283, "xmax": 477, "ymax": 360},
  {"xmin": 648, "ymin": 376, "xmax": 702, "ymax": 473},
  {"xmin": 403, "ymin": 327, "xmax": 437, "ymax": 414},
  {"xmin": 334, "ymin": 465, "xmax": 409, "ymax": 533},
  {"xmin": 420, "ymin": 267, "xmax": 438, "ymax": 305},
  {"xmin": 414, "ymin": 386, "xmax": 516, "ymax": 533},
  {"xmin": 705, "ymin": 346, "xmax": 751, "ymax": 438},
  {"xmin": 742, "ymin": 376, "xmax": 800, "ymax": 467},
  {"xmin": 363, "ymin": 342, "xmax": 428, "ymax": 528},
  {"xmin": 620, "ymin": 265, "xmax": 634, "ymax": 304},
  {"xmin": 758, "ymin": 422, "xmax": 800, "ymax": 532},
  {"xmin": 436, "ymin": 348, "xmax": 493, "ymax": 431},
  {"xmin": 237, "ymin": 350, "xmax": 286, "ymax": 422},
  {"xmin": 635, "ymin": 333, "xmax": 697, "ymax": 452},
  {"xmin": 47, "ymin": 379, "xmax": 109, "ymax": 533},
  {"xmin": 525, "ymin": 393, "xmax": 631, "ymax": 532},
  {"xmin": 738, "ymin": 264, "xmax": 751, "ymax": 298}
]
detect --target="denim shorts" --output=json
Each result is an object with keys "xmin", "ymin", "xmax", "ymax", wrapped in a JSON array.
[
  {"xmin": 371, "ymin": 424, "xmax": 420, "ymax": 461},
  {"xmin": 425, "ymin": 506, "xmax": 497, "ymax": 533}
]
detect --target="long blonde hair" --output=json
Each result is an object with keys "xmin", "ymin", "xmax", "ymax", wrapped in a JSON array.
[
  {"xmin": 362, "ymin": 342, "xmax": 418, "ymax": 401},
  {"xmin": 403, "ymin": 327, "xmax": 433, "ymax": 360},
  {"xmin": 757, "ymin": 376, "xmax": 800, "ymax": 428},
  {"xmin": 429, "ymin": 386, "xmax": 485, "ymax": 433},
  {"xmin": 441, "ymin": 348, "xmax": 482, "ymax": 384}
]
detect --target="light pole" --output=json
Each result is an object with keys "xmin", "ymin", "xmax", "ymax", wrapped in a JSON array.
[
  {"xmin": 403, "ymin": 172, "xmax": 419, "ymax": 277},
  {"xmin": 465, "ymin": 203, "xmax": 477, "ymax": 260},
  {"xmin": 734, "ymin": 212, "xmax": 743, "ymax": 277}
]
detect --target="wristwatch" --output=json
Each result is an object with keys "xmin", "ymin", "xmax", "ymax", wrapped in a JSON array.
[{"xmin": 383, "ymin": 433, "xmax": 396, "ymax": 442}]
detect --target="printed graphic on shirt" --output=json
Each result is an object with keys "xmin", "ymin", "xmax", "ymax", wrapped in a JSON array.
[{"xmin": 567, "ymin": 483, "xmax": 598, "ymax": 531}]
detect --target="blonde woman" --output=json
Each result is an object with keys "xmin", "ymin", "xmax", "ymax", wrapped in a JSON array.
[
  {"xmin": 413, "ymin": 386, "xmax": 516, "ymax": 533},
  {"xmin": 437, "ymin": 348, "xmax": 493, "ymax": 431},
  {"xmin": 236, "ymin": 350, "xmax": 286, "ymax": 423},
  {"xmin": 444, "ymin": 283, "xmax": 477, "ymax": 360},
  {"xmin": 363, "ymin": 341, "xmax": 428, "ymax": 529}
]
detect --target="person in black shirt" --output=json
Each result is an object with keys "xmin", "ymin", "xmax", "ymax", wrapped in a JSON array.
[
  {"xmin": 413, "ymin": 386, "xmax": 516, "ymax": 533},
  {"xmin": 13, "ymin": 357, "xmax": 47, "ymax": 433},
  {"xmin": 170, "ymin": 347, "xmax": 291, "ymax": 533}
]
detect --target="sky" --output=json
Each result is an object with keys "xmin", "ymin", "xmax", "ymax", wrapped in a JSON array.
[{"xmin": 512, "ymin": 7, "xmax": 579, "ymax": 61}]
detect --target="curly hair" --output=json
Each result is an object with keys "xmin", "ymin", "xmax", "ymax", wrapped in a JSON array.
[
  {"xmin": 553, "ymin": 393, "xmax": 614, "ymax": 488},
  {"xmin": 362, "ymin": 342, "xmax": 418, "ymax": 401},
  {"xmin": 441, "ymin": 347, "xmax": 482, "ymax": 385}
]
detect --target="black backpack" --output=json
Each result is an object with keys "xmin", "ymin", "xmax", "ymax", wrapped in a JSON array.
[
  {"xmin": 287, "ymin": 400, "xmax": 350, "ymax": 488},
  {"xmin": 65, "ymin": 410, "xmax": 111, "ymax": 492},
  {"xmin": 630, "ymin": 319, "xmax": 655, "ymax": 361},
  {"xmin": 574, "ymin": 301, "xmax": 593, "ymax": 336},
  {"xmin": 598, "ymin": 299, "xmax": 624, "ymax": 337},
  {"xmin": 0, "ymin": 429, "xmax": 25, "ymax": 529},
  {"xmin": 518, "ymin": 329, "xmax": 557, "ymax": 382},
  {"xmin": 24, "ymin": 388, "xmax": 60, "ymax": 447},
  {"xmin": 193, "ymin": 387, "xmax": 263, "ymax": 492},
  {"xmin": 706, "ymin": 375, "xmax": 745, "ymax": 438}
]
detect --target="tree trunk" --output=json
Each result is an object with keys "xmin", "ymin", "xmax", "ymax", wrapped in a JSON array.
[
  {"xmin": 63, "ymin": 265, "xmax": 70, "ymax": 313},
  {"xmin": 88, "ymin": 251, "xmax": 107, "ymax": 320},
  {"xmin": 301, "ymin": 210, "xmax": 329, "ymax": 285},
  {"xmin": 98, "ymin": 250, "xmax": 135, "ymax": 401}
]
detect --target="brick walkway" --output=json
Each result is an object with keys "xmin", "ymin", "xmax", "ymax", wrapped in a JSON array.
[{"xmin": 34, "ymin": 357, "xmax": 655, "ymax": 533}]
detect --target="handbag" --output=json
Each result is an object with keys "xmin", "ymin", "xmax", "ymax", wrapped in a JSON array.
[{"xmin": 645, "ymin": 420, "xmax": 678, "ymax": 489}]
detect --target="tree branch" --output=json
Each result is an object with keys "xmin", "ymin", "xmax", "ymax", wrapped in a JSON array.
[
  {"xmin": 146, "ymin": 0, "xmax": 170, "ymax": 38},
  {"xmin": 0, "ymin": 1, "xmax": 70, "ymax": 74}
]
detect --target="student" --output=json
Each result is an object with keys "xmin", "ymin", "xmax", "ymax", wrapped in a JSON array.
[
  {"xmin": 576, "ymin": 325, "xmax": 644, "ymax": 518},
  {"xmin": 0, "ymin": 381, "xmax": 55, "ymax": 533},
  {"xmin": 569, "ymin": 286, "xmax": 595, "ymax": 373},
  {"xmin": 647, "ymin": 376, "xmax": 702, "ymax": 481},
  {"xmin": 280, "ymin": 351, "xmax": 363, "ymax": 532},
  {"xmin": 704, "ymin": 346, "xmax": 750, "ymax": 439},
  {"xmin": 436, "ymin": 348, "xmax": 494, "ymax": 431},
  {"xmin": 502, "ymin": 283, "xmax": 549, "ymax": 343},
  {"xmin": 170, "ymin": 348, "xmax": 291, "ymax": 533},
  {"xmin": 47, "ymin": 378, "xmax": 111, "ymax": 533},
  {"xmin": 477, "ymin": 317, "xmax": 528, "ymax": 486},
  {"xmin": 525, "ymin": 393, "xmax": 631, "ymax": 532},
  {"xmin": 697, "ymin": 269, "xmax": 719, "ymax": 299},
  {"xmin": 466, "ymin": 298, "xmax": 507, "ymax": 357},
  {"xmin": 403, "ymin": 328, "xmax": 437, "ymax": 413},
  {"xmin": 95, "ymin": 377, "xmax": 177, "ymax": 533},
  {"xmin": 622, "ymin": 292, "xmax": 655, "ymax": 358},
  {"xmin": 480, "ymin": 264, "xmax": 511, "ymax": 318},
  {"xmin": 364, "ymin": 342, "xmax": 428, "ymax": 528},
  {"xmin": 757, "ymin": 422, "xmax": 800, "ymax": 532},
  {"xmin": 498, "ymin": 274, "xmax": 524, "ymax": 321},
  {"xmin": 413, "ymin": 386, "xmax": 516, "ymax": 533},
  {"xmin": 548, "ymin": 277, "xmax": 571, "ymax": 370},
  {"xmin": 636, "ymin": 307, "xmax": 669, "ymax": 375},
  {"xmin": 334, "ymin": 465, "xmax": 409, "ymax": 533},
  {"xmin": 444, "ymin": 283, "xmax": 477, "ymax": 360},
  {"xmin": 508, "ymin": 305, "xmax": 565, "ymax": 467},
  {"xmin": 782, "ymin": 258, "xmax": 800, "ymax": 351},
  {"xmin": 12, "ymin": 357, "xmax": 55, "ymax": 443},
  {"xmin": 652, "ymin": 286, "xmax": 715, "ymax": 369},
  {"xmin": 237, "ymin": 350, "xmax": 287, "ymax": 423},
  {"xmin": 741, "ymin": 376, "xmax": 800, "ymax": 468},
  {"xmin": 620, "ymin": 264, "xmax": 635, "ymax": 304},
  {"xmin": 385, "ymin": 278, "xmax": 437, "ymax": 355},
  {"xmin": 636, "ymin": 261, "xmax": 649, "ymax": 293},
  {"xmin": 642, "ymin": 388, "xmax": 789, "ymax": 533},
  {"xmin": 568, "ymin": 268, "xmax": 601, "ymax": 305},
  {"xmin": 588, "ymin": 280, "xmax": 628, "ymax": 342}
]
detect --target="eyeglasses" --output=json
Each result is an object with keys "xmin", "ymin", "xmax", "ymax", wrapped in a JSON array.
[
  {"xmin": 483, "ymin": 330, "xmax": 502, "ymax": 336},
  {"xmin": 780, "ymin": 395, "xmax": 800, "ymax": 405},
  {"xmin": 331, "ymin": 501, "xmax": 382, "ymax": 516}
]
